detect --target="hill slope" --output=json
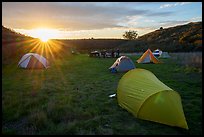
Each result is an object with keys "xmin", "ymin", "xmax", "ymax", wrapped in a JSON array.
[
  {"xmin": 2, "ymin": 26, "xmax": 32, "ymax": 42},
  {"xmin": 137, "ymin": 22, "xmax": 202, "ymax": 52},
  {"xmin": 2, "ymin": 26, "xmax": 34, "ymax": 64}
]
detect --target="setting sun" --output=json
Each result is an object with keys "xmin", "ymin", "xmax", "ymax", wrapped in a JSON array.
[
  {"xmin": 35, "ymin": 29, "xmax": 52, "ymax": 42},
  {"xmin": 40, "ymin": 37, "xmax": 49, "ymax": 42},
  {"xmin": 26, "ymin": 28, "xmax": 60, "ymax": 42}
]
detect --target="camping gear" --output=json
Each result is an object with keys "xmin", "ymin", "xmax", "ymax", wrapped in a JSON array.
[
  {"xmin": 117, "ymin": 68, "xmax": 188, "ymax": 129},
  {"xmin": 71, "ymin": 48, "xmax": 78, "ymax": 55},
  {"xmin": 159, "ymin": 52, "xmax": 171, "ymax": 59},
  {"xmin": 18, "ymin": 53, "xmax": 49, "ymax": 69},
  {"xmin": 109, "ymin": 93, "xmax": 116, "ymax": 98},
  {"xmin": 89, "ymin": 51, "xmax": 100, "ymax": 57},
  {"xmin": 109, "ymin": 56, "xmax": 136, "ymax": 73},
  {"xmin": 153, "ymin": 49, "xmax": 162, "ymax": 57},
  {"xmin": 137, "ymin": 49, "xmax": 161, "ymax": 64}
]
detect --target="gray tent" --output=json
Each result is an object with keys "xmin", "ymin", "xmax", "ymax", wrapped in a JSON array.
[
  {"xmin": 158, "ymin": 52, "xmax": 171, "ymax": 59},
  {"xmin": 18, "ymin": 53, "xmax": 49, "ymax": 69},
  {"xmin": 109, "ymin": 56, "xmax": 136, "ymax": 73}
]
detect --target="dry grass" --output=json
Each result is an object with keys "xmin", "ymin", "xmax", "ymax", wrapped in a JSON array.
[
  {"xmin": 122, "ymin": 52, "xmax": 202, "ymax": 70},
  {"xmin": 170, "ymin": 52, "xmax": 202, "ymax": 69}
]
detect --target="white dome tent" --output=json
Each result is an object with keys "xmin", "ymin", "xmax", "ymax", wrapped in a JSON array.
[
  {"xmin": 159, "ymin": 52, "xmax": 171, "ymax": 59},
  {"xmin": 18, "ymin": 53, "xmax": 49, "ymax": 69},
  {"xmin": 109, "ymin": 56, "xmax": 136, "ymax": 73}
]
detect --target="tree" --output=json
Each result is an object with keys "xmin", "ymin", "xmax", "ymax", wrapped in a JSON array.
[{"xmin": 123, "ymin": 30, "xmax": 138, "ymax": 40}]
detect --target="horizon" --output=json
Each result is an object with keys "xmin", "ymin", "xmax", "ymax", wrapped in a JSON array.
[
  {"xmin": 2, "ymin": 2, "xmax": 202, "ymax": 39},
  {"xmin": 3, "ymin": 21, "xmax": 202, "ymax": 40}
]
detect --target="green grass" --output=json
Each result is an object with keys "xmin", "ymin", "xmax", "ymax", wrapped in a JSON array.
[{"xmin": 2, "ymin": 54, "xmax": 202, "ymax": 135}]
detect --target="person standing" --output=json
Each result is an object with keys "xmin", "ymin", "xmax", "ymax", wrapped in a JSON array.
[
  {"xmin": 116, "ymin": 49, "xmax": 120, "ymax": 58},
  {"xmin": 101, "ymin": 50, "xmax": 106, "ymax": 58},
  {"xmin": 111, "ymin": 49, "xmax": 115, "ymax": 58}
]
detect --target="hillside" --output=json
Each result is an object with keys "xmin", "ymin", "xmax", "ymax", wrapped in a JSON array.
[
  {"xmin": 2, "ymin": 26, "xmax": 32, "ymax": 42},
  {"xmin": 2, "ymin": 26, "xmax": 34, "ymax": 64},
  {"xmin": 137, "ymin": 22, "xmax": 202, "ymax": 52}
]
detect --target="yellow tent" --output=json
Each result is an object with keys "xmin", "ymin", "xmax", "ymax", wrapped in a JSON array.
[
  {"xmin": 137, "ymin": 49, "xmax": 161, "ymax": 64},
  {"xmin": 117, "ymin": 68, "xmax": 188, "ymax": 129}
]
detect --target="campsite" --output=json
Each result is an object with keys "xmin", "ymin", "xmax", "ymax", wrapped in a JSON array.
[
  {"xmin": 2, "ymin": 2, "xmax": 202, "ymax": 135},
  {"xmin": 2, "ymin": 52, "xmax": 202, "ymax": 135}
]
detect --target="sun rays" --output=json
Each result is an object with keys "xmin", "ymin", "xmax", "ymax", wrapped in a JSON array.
[
  {"xmin": 30, "ymin": 39, "xmax": 61, "ymax": 60},
  {"xmin": 3, "ymin": 26, "xmax": 71, "ymax": 85},
  {"xmin": 25, "ymin": 28, "xmax": 67, "ymax": 61}
]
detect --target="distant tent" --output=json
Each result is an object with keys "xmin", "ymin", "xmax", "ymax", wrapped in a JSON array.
[
  {"xmin": 71, "ymin": 47, "xmax": 78, "ymax": 55},
  {"xmin": 137, "ymin": 49, "xmax": 161, "ymax": 64},
  {"xmin": 153, "ymin": 49, "xmax": 162, "ymax": 57},
  {"xmin": 117, "ymin": 68, "xmax": 188, "ymax": 129},
  {"xmin": 18, "ymin": 53, "xmax": 49, "ymax": 69},
  {"xmin": 159, "ymin": 52, "xmax": 171, "ymax": 59},
  {"xmin": 109, "ymin": 56, "xmax": 136, "ymax": 73}
]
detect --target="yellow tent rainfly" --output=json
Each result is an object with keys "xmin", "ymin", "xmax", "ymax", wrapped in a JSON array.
[{"xmin": 117, "ymin": 68, "xmax": 188, "ymax": 129}]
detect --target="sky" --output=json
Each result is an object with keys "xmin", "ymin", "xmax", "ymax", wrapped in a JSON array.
[{"xmin": 2, "ymin": 2, "xmax": 202, "ymax": 39}]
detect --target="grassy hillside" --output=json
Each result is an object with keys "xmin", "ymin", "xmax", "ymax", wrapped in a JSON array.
[
  {"xmin": 2, "ymin": 26, "xmax": 33, "ymax": 42},
  {"xmin": 2, "ymin": 26, "xmax": 33, "ymax": 64},
  {"xmin": 2, "ymin": 53, "xmax": 202, "ymax": 135},
  {"xmin": 138, "ymin": 22, "xmax": 202, "ymax": 52}
]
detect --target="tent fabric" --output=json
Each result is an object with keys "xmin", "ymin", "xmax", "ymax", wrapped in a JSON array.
[
  {"xmin": 137, "ymin": 49, "xmax": 161, "ymax": 64},
  {"xmin": 18, "ymin": 53, "xmax": 49, "ymax": 69},
  {"xmin": 117, "ymin": 68, "xmax": 188, "ymax": 129},
  {"xmin": 27, "ymin": 56, "xmax": 45, "ymax": 68},
  {"xmin": 153, "ymin": 49, "xmax": 162, "ymax": 57},
  {"xmin": 109, "ymin": 56, "xmax": 136, "ymax": 72},
  {"xmin": 159, "ymin": 52, "xmax": 171, "ymax": 58}
]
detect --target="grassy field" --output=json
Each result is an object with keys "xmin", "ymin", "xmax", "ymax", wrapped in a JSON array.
[{"xmin": 2, "ymin": 53, "xmax": 202, "ymax": 135}]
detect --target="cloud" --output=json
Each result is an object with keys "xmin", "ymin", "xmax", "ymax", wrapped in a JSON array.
[
  {"xmin": 160, "ymin": 2, "xmax": 191, "ymax": 9},
  {"xmin": 159, "ymin": 16, "xmax": 201, "ymax": 24},
  {"xmin": 147, "ymin": 11, "xmax": 173, "ymax": 16},
  {"xmin": 143, "ymin": 19, "xmax": 155, "ymax": 23},
  {"xmin": 189, "ymin": 17, "xmax": 202, "ymax": 22},
  {"xmin": 3, "ymin": 2, "xmax": 174, "ymax": 30},
  {"xmin": 15, "ymin": 26, "xmax": 157, "ymax": 39},
  {"xmin": 158, "ymin": 17, "xmax": 201, "ymax": 28},
  {"xmin": 160, "ymin": 4, "xmax": 172, "ymax": 9},
  {"xmin": 159, "ymin": 20, "xmax": 189, "ymax": 26},
  {"xmin": 119, "ymin": 16, "xmax": 143, "ymax": 27}
]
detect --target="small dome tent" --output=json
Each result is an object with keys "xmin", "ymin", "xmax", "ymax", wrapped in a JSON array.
[
  {"xmin": 117, "ymin": 68, "xmax": 188, "ymax": 129},
  {"xmin": 18, "ymin": 53, "xmax": 49, "ymax": 69},
  {"xmin": 109, "ymin": 56, "xmax": 135, "ymax": 73},
  {"xmin": 137, "ymin": 49, "xmax": 161, "ymax": 64},
  {"xmin": 159, "ymin": 52, "xmax": 171, "ymax": 59}
]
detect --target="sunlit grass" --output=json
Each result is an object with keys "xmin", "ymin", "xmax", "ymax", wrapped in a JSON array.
[{"xmin": 2, "ymin": 54, "xmax": 202, "ymax": 135}]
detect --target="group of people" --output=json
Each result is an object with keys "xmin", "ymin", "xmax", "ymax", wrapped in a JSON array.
[
  {"xmin": 89, "ymin": 49, "xmax": 120, "ymax": 58},
  {"xmin": 101, "ymin": 49, "xmax": 120, "ymax": 58}
]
